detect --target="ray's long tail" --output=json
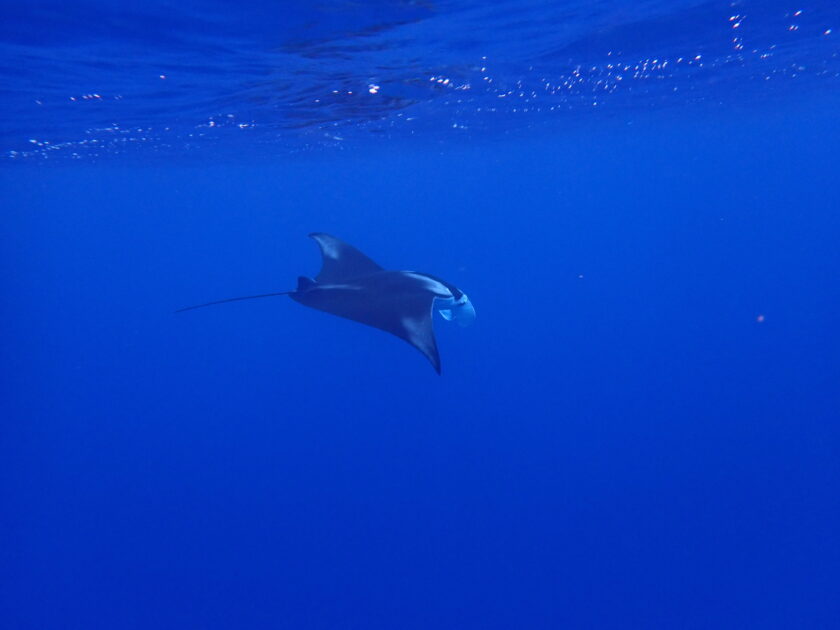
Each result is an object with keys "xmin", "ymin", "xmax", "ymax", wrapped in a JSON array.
[{"xmin": 175, "ymin": 291, "xmax": 293, "ymax": 313}]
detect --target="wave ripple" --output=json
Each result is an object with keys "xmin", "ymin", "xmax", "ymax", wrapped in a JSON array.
[{"xmin": 2, "ymin": 0, "xmax": 838, "ymax": 161}]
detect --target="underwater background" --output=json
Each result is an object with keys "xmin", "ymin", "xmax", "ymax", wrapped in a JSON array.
[{"xmin": 2, "ymin": 1, "xmax": 839, "ymax": 628}]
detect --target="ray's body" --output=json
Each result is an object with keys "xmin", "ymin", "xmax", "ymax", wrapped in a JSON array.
[{"xmin": 178, "ymin": 233, "xmax": 475, "ymax": 373}]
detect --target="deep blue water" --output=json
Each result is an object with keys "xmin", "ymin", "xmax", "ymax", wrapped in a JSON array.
[{"xmin": 2, "ymin": 2, "xmax": 839, "ymax": 628}]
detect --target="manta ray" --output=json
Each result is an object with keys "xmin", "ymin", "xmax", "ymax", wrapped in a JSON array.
[{"xmin": 177, "ymin": 233, "xmax": 475, "ymax": 373}]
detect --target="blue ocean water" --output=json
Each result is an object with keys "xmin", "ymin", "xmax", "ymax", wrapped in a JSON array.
[{"xmin": 2, "ymin": 1, "xmax": 839, "ymax": 628}]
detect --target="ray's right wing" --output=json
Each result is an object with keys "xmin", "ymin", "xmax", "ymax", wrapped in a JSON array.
[{"xmin": 309, "ymin": 233, "xmax": 384, "ymax": 283}]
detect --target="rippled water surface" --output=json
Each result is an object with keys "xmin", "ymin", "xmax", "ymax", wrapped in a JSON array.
[{"xmin": 3, "ymin": 0, "xmax": 838, "ymax": 160}]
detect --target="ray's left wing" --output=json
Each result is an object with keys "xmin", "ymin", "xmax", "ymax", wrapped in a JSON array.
[{"xmin": 290, "ymin": 285, "xmax": 441, "ymax": 373}]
